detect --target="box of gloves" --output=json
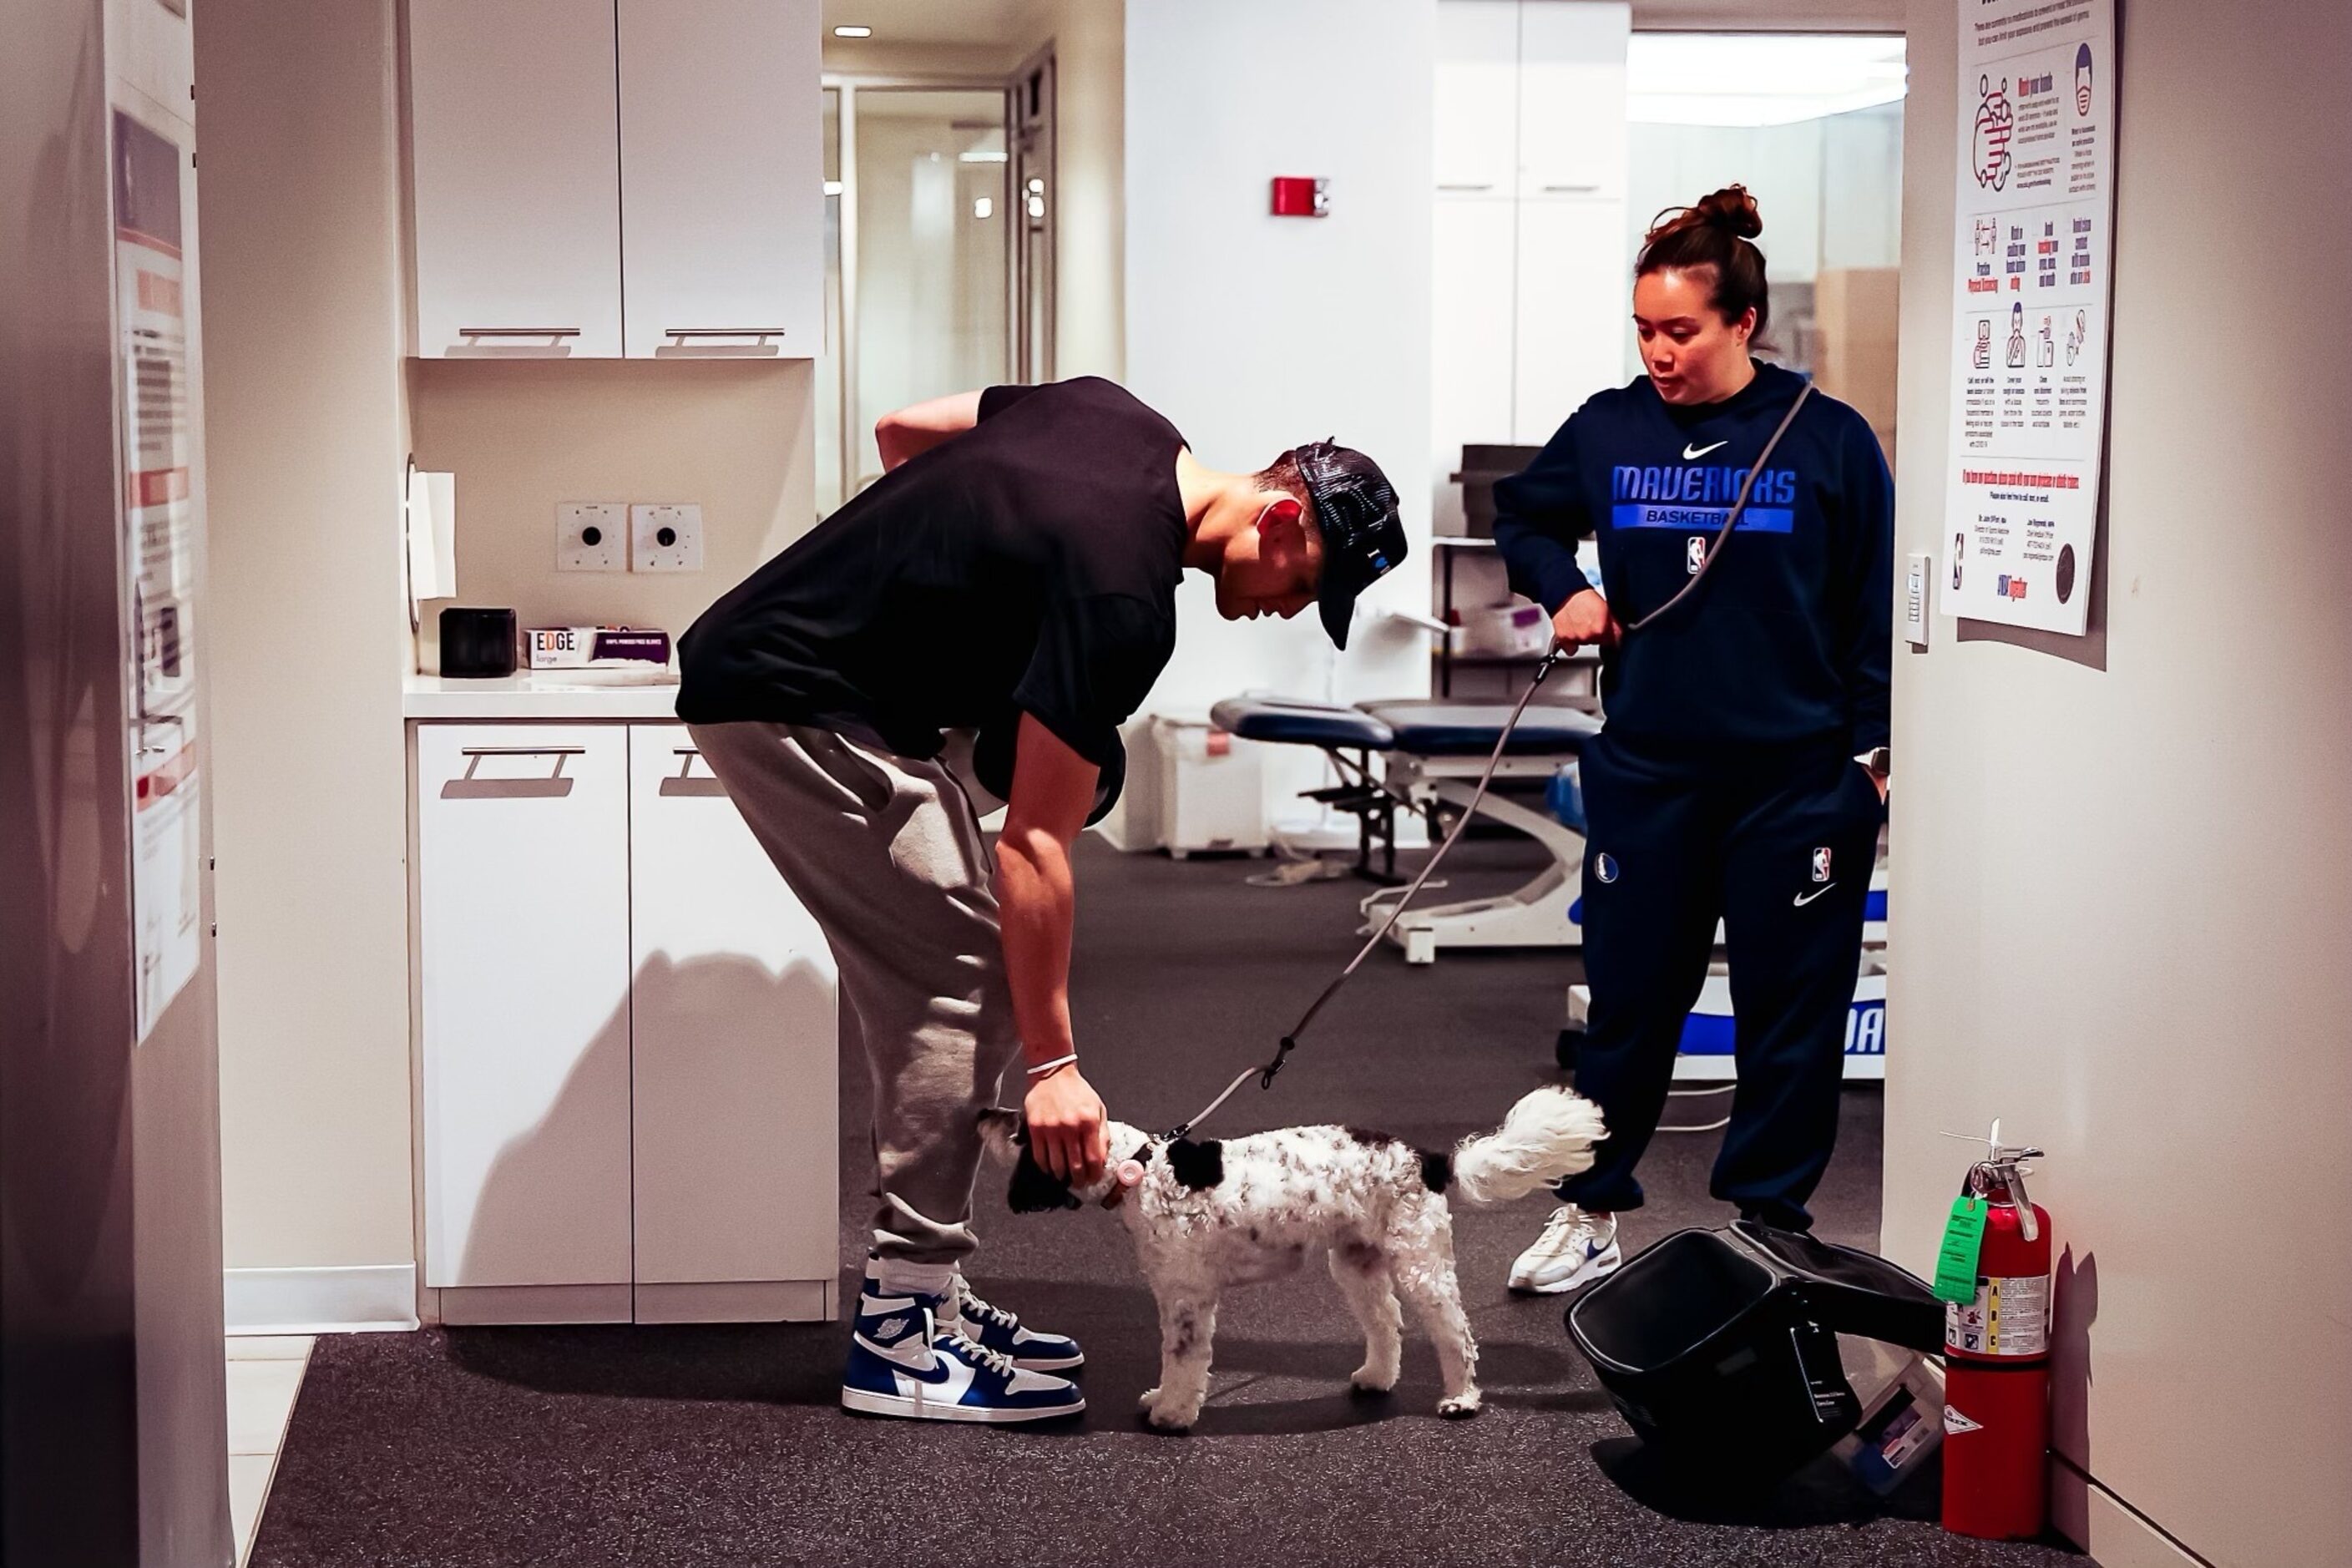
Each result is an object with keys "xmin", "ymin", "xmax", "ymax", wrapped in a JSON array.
[{"xmin": 524, "ymin": 625, "xmax": 672, "ymax": 670}]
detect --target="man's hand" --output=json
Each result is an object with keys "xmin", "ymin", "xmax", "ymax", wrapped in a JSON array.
[
  {"xmin": 1552, "ymin": 587, "xmax": 1621, "ymax": 651},
  {"xmin": 1023, "ymin": 1065, "xmax": 1108, "ymax": 1186}
]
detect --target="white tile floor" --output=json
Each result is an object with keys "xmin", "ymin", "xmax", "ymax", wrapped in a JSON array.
[{"xmin": 225, "ymin": 1335, "xmax": 312, "ymax": 1567}]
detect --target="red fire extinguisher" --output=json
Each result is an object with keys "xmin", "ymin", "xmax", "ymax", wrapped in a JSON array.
[{"xmin": 1940, "ymin": 1125, "xmax": 2051, "ymax": 1540}]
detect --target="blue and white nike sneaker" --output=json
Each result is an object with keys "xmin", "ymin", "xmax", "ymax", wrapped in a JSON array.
[
  {"xmin": 947, "ymin": 1276, "xmax": 1085, "ymax": 1372},
  {"xmin": 841, "ymin": 1293, "xmax": 1085, "ymax": 1424},
  {"xmin": 1507, "ymin": 1204, "xmax": 1621, "ymax": 1295},
  {"xmin": 856, "ymin": 1260, "xmax": 1085, "ymax": 1373}
]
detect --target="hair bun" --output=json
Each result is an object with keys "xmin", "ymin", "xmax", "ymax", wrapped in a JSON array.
[{"xmin": 1694, "ymin": 185, "xmax": 1763, "ymax": 240}]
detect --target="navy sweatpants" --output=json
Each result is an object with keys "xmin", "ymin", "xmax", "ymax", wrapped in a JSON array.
[{"xmin": 1559, "ymin": 732, "xmax": 1884, "ymax": 1230}]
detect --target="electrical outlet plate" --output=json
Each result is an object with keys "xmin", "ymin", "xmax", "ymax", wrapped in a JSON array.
[
  {"xmin": 557, "ymin": 502, "xmax": 626, "ymax": 572},
  {"xmin": 631, "ymin": 503, "xmax": 703, "ymax": 573}
]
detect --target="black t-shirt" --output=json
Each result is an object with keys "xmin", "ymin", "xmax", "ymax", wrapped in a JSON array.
[{"xmin": 677, "ymin": 377, "xmax": 1188, "ymax": 819}]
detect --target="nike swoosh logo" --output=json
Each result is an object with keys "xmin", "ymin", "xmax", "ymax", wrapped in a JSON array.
[
  {"xmin": 1682, "ymin": 440, "xmax": 1729, "ymax": 461},
  {"xmin": 1793, "ymin": 883, "xmax": 1837, "ymax": 907},
  {"xmin": 854, "ymin": 1331, "xmax": 943, "ymax": 1373},
  {"xmin": 895, "ymin": 1357, "xmax": 976, "ymax": 1403}
]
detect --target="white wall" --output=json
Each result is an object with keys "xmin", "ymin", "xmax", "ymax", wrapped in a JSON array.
[
  {"xmin": 1124, "ymin": 0, "xmax": 1435, "ymax": 717},
  {"xmin": 407, "ymin": 361, "xmax": 817, "ymax": 666},
  {"xmin": 197, "ymin": 0, "xmax": 419, "ymax": 1305},
  {"xmin": 1885, "ymin": 3, "xmax": 2352, "ymax": 1565}
]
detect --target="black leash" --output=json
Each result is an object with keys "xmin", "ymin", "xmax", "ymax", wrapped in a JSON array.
[
  {"xmin": 1162, "ymin": 379, "xmax": 1815, "ymax": 1143},
  {"xmin": 1164, "ymin": 650, "xmax": 1573, "ymax": 1141}
]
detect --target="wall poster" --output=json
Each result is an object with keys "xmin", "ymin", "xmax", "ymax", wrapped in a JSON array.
[
  {"xmin": 1942, "ymin": 0, "xmax": 2116, "ymax": 634},
  {"xmin": 115, "ymin": 109, "xmax": 203, "ymax": 1039}
]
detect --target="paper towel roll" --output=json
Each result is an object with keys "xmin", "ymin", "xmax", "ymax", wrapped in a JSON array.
[{"xmin": 405, "ymin": 468, "xmax": 458, "ymax": 615}]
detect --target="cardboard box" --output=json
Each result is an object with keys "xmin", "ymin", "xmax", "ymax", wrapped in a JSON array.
[
  {"xmin": 1815, "ymin": 267, "xmax": 1901, "ymax": 465},
  {"xmin": 524, "ymin": 626, "xmax": 671, "ymax": 670}
]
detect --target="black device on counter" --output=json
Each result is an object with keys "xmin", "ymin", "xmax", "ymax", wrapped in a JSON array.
[{"xmin": 438, "ymin": 606, "xmax": 518, "ymax": 678}]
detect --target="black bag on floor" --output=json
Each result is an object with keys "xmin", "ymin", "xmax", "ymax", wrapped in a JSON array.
[{"xmin": 1565, "ymin": 1222, "xmax": 1943, "ymax": 1485}]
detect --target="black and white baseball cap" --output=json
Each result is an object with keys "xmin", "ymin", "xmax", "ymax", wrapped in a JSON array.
[{"xmin": 1293, "ymin": 440, "xmax": 1407, "ymax": 650}]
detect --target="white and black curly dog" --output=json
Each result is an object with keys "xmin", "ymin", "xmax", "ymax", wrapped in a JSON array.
[{"xmin": 979, "ymin": 1086, "xmax": 1606, "ymax": 1431}]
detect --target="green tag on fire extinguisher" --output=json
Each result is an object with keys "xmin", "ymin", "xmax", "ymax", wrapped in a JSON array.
[{"xmin": 1933, "ymin": 1196, "xmax": 1989, "ymax": 1304}]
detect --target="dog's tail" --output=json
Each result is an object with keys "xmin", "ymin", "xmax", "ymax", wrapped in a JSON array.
[{"xmin": 1447, "ymin": 1086, "xmax": 1607, "ymax": 1206}]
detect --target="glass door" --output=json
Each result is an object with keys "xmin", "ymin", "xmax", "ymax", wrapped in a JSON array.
[
  {"xmin": 821, "ymin": 85, "xmax": 1014, "ymax": 508},
  {"xmin": 817, "ymin": 63, "xmax": 1059, "ymax": 515}
]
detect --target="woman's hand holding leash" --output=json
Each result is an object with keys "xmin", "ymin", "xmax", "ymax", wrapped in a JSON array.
[
  {"xmin": 1024, "ymin": 1061, "xmax": 1109, "ymax": 1185},
  {"xmin": 1553, "ymin": 587, "xmax": 1621, "ymax": 652}
]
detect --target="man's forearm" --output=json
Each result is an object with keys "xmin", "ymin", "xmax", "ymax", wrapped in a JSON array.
[
  {"xmin": 876, "ymin": 391, "xmax": 984, "ymax": 472},
  {"xmin": 994, "ymin": 829, "xmax": 1076, "ymax": 1066}
]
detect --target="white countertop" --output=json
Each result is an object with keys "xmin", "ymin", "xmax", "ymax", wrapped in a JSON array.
[{"xmin": 404, "ymin": 670, "xmax": 685, "ymax": 720}]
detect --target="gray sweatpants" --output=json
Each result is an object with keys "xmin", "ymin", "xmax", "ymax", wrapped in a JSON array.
[{"xmin": 689, "ymin": 721, "xmax": 1019, "ymax": 1268}]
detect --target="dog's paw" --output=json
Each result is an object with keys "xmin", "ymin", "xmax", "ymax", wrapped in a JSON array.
[
  {"xmin": 1436, "ymin": 1390, "xmax": 1483, "ymax": 1420},
  {"xmin": 1349, "ymin": 1364, "xmax": 1398, "ymax": 1398},
  {"xmin": 1138, "ymin": 1386, "xmax": 1161, "ymax": 1411},
  {"xmin": 1139, "ymin": 1396, "xmax": 1196, "ymax": 1433}
]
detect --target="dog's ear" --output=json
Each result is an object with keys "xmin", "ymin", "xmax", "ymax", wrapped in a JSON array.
[
  {"xmin": 1002, "ymin": 1122, "xmax": 1083, "ymax": 1215},
  {"xmin": 1007, "ymin": 1148, "xmax": 1082, "ymax": 1214},
  {"xmin": 975, "ymin": 1106, "xmax": 1024, "ymax": 1166},
  {"xmin": 1166, "ymin": 1137, "xmax": 1225, "ymax": 1191}
]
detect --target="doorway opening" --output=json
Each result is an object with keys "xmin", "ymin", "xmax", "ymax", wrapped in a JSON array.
[{"xmin": 818, "ymin": 56, "xmax": 1056, "ymax": 515}]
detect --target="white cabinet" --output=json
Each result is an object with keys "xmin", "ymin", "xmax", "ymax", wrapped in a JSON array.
[
  {"xmin": 407, "ymin": 0, "xmax": 625, "ymax": 358},
  {"xmin": 1512, "ymin": 196, "xmax": 1630, "ymax": 443},
  {"xmin": 626, "ymin": 725, "xmax": 836, "ymax": 1307},
  {"xmin": 1431, "ymin": 195, "xmax": 1520, "ymax": 529},
  {"xmin": 406, "ymin": 0, "xmax": 820, "ymax": 359},
  {"xmin": 1430, "ymin": 2, "xmax": 1629, "ymax": 490},
  {"xmin": 1434, "ymin": 0, "xmax": 1521, "ymax": 195},
  {"xmin": 617, "ymin": 0, "xmax": 822, "ymax": 358},
  {"xmin": 416, "ymin": 725, "xmax": 634, "ymax": 1290},
  {"xmin": 413, "ymin": 721, "xmax": 838, "ymax": 1323},
  {"xmin": 1515, "ymin": 1, "xmax": 1631, "ymax": 200}
]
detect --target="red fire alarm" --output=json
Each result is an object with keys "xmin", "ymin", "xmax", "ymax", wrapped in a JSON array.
[{"xmin": 1270, "ymin": 176, "xmax": 1329, "ymax": 218}]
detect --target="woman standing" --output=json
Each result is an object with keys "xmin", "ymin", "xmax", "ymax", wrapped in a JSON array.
[{"xmin": 1492, "ymin": 186, "xmax": 1892, "ymax": 1292}]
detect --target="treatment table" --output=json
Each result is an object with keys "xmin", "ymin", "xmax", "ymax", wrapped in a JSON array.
[
  {"xmin": 1207, "ymin": 695, "xmax": 1602, "ymax": 964},
  {"xmin": 1210, "ymin": 691, "xmax": 1891, "ymax": 1081}
]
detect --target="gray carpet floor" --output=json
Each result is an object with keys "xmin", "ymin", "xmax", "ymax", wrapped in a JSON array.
[{"xmin": 255, "ymin": 833, "xmax": 2076, "ymax": 1567}]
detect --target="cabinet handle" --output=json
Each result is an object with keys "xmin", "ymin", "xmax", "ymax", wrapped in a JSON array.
[
  {"xmin": 1436, "ymin": 182, "xmax": 1496, "ymax": 192},
  {"xmin": 443, "ymin": 745, "xmax": 583, "ymax": 800},
  {"xmin": 660, "ymin": 746, "xmax": 727, "ymax": 797},
  {"xmin": 656, "ymin": 327, "xmax": 785, "ymax": 359},
  {"xmin": 449, "ymin": 326, "xmax": 582, "ymax": 359},
  {"xmin": 1539, "ymin": 183, "xmax": 1601, "ymax": 194}
]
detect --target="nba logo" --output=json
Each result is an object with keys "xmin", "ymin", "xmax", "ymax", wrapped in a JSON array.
[
  {"xmin": 1685, "ymin": 536, "xmax": 1706, "ymax": 575},
  {"xmin": 1811, "ymin": 847, "xmax": 1833, "ymax": 883}
]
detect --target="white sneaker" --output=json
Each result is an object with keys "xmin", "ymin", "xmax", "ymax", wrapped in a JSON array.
[{"xmin": 1508, "ymin": 1204, "xmax": 1621, "ymax": 1295}]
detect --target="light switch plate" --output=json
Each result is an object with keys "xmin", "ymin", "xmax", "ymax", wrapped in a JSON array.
[
  {"xmin": 631, "ymin": 503, "xmax": 703, "ymax": 573},
  {"xmin": 557, "ymin": 503, "xmax": 626, "ymax": 573},
  {"xmin": 1904, "ymin": 551, "xmax": 1931, "ymax": 649}
]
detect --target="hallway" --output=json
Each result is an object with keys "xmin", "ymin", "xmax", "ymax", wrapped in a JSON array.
[{"xmin": 249, "ymin": 839, "xmax": 2066, "ymax": 1566}]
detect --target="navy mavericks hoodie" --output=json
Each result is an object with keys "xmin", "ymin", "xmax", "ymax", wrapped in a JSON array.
[{"xmin": 1493, "ymin": 362, "xmax": 1892, "ymax": 755}]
